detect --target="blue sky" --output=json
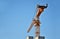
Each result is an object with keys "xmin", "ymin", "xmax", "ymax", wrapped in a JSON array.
[{"xmin": 0, "ymin": 0, "xmax": 60, "ymax": 39}]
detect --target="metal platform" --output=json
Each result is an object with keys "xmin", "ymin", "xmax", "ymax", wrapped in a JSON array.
[{"xmin": 26, "ymin": 36, "xmax": 45, "ymax": 39}]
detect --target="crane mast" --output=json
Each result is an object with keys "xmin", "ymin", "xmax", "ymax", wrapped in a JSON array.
[{"xmin": 27, "ymin": 4, "xmax": 48, "ymax": 39}]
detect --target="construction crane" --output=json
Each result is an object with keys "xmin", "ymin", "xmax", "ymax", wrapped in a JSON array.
[{"xmin": 27, "ymin": 4, "xmax": 48, "ymax": 37}]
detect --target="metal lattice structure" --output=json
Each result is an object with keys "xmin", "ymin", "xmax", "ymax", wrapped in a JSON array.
[{"xmin": 27, "ymin": 4, "xmax": 48, "ymax": 37}]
